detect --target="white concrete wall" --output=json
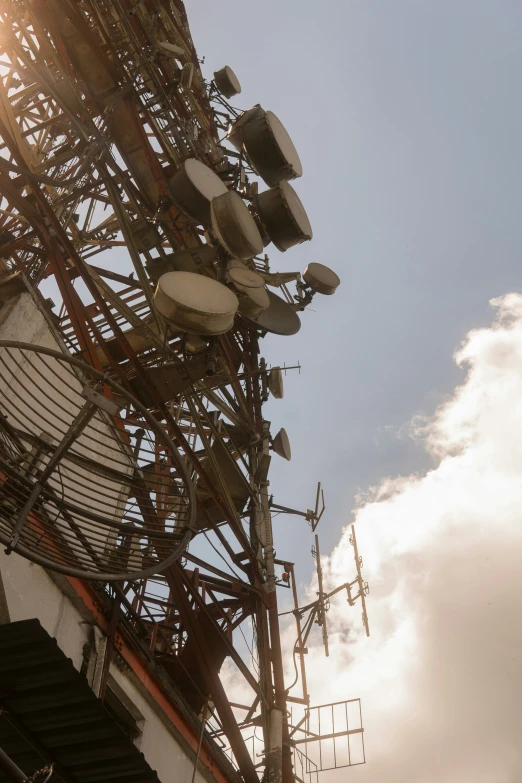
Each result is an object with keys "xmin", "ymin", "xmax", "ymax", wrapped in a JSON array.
[
  {"xmin": 110, "ymin": 665, "xmax": 207, "ymax": 783},
  {"xmin": 0, "ymin": 292, "xmax": 215, "ymax": 783},
  {"xmin": 0, "ymin": 546, "xmax": 90, "ymax": 670},
  {"xmin": 0, "ymin": 548, "xmax": 208, "ymax": 783}
]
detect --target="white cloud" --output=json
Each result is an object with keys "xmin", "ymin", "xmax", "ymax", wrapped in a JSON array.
[{"xmin": 294, "ymin": 293, "xmax": 522, "ymax": 782}]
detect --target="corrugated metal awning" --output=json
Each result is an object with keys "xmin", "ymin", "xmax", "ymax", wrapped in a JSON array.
[{"xmin": 0, "ymin": 619, "xmax": 161, "ymax": 783}]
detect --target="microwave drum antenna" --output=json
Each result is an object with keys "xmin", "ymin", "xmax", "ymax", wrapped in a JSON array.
[
  {"xmin": 146, "ymin": 246, "xmax": 216, "ymax": 281},
  {"xmin": 255, "ymin": 181, "xmax": 312, "ymax": 252},
  {"xmin": 210, "ymin": 190, "xmax": 264, "ymax": 260},
  {"xmin": 243, "ymin": 289, "xmax": 301, "ymax": 336},
  {"xmin": 242, "ymin": 110, "xmax": 303, "ymax": 186},
  {"xmin": 227, "ymin": 104, "xmax": 265, "ymax": 151},
  {"xmin": 227, "ymin": 264, "xmax": 270, "ymax": 318},
  {"xmin": 303, "ymin": 263, "xmax": 341, "ymax": 295},
  {"xmin": 0, "ymin": 342, "xmax": 196, "ymax": 582},
  {"xmin": 154, "ymin": 271, "xmax": 239, "ymax": 335},
  {"xmin": 214, "ymin": 66, "xmax": 241, "ymax": 98},
  {"xmin": 268, "ymin": 367, "xmax": 284, "ymax": 399},
  {"xmin": 168, "ymin": 159, "xmax": 228, "ymax": 225}
]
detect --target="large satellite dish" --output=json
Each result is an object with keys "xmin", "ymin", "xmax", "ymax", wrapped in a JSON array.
[
  {"xmin": 227, "ymin": 106, "xmax": 302, "ymax": 186},
  {"xmin": 0, "ymin": 342, "xmax": 196, "ymax": 581},
  {"xmin": 214, "ymin": 66, "xmax": 241, "ymax": 98},
  {"xmin": 242, "ymin": 110, "xmax": 303, "ymax": 187},
  {"xmin": 243, "ymin": 289, "xmax": 301, "ymax": 336},
  {"xmin": 210, "ymin": 190, "xmax": 264, "ymax": 260},
  {"xmin": 168, "ymin": 159, "xmax": 228, "ymax": 225},
  {"xmin": 154, "ymin": 271, "xmax": 239, "ymax": 335},
  {"xmin": 255, "ymin": 181, "xmax": 312, "ymax": 252}
]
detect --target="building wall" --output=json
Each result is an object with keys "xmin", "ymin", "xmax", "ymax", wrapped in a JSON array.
[
  {"xmin": 0, "ymin": 546, "xmax": 90, "ymax": 670},
  {"xmin": 0, "ymin": 290, "xmax": 212, "ymax": 783},
  {"xmin": 0, "ymin": 545, "xmax": 209, "ymax": 783}
]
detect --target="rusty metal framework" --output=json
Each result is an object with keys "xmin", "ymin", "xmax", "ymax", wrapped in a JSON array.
[{"xmin": 0, "ymin": 3, "xmax": 370, "ymax": 783}]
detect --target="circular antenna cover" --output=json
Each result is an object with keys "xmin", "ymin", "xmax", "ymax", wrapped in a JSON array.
[
  {"xmin": 255, "ymin": 182, "xmax": 312, "ymax": 252},
  {"xmin": 242, "ymin": 110, "xmax": 303, "ymax": 187},
  {"xmin": 0, "ymin": 342, "xmax": 196, "ymax": 582},
  {"xmin": 227, "ymin": 264, "xmax": 265, "ymax": 292},
  {"xmin": 227, "ymin": 263, "xmax": 270, "ymax": 318},
  {"xmin": 214, "ymin": 66, "xmax": 241, "ymax": 98},
  {"xmin": 268, "ymin": 367, "xmax": 284, "ymax": 399},
  {"xmin": 155, "ymin": 271, "xmax": 239, "ymax": 335},
  {"xmin": 169, "ymin": 159, "xmax": 228, "ymax": 225},
  {"xmin": 303, "ymin": 263, "xmax": 341, "ymax": 295},
  {"xmin": 210, "ymin": 190, "xmax": 264, "ymax": 260},
  {"xmin": 273, "ymin": 428, "xmax": 291, "ymax": 461},
  {"xmin": 244, "ymin": 289, "xmax": 301, "ymax": 336},
  {"xmin": 227, "ymin": 105, "xmax": 266, "ymax": 151}
]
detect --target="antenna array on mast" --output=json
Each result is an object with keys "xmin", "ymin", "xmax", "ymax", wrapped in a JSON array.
[{"xmin": 0, "ymin": 2, "xmax": 369, "ymax": 781}]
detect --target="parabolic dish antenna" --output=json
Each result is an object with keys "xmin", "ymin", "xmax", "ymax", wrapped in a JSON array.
[
  {"xmin": 214, "ymin": 66, "xmax": 241, "ymax": 98},
  {"xmin": 227, "ymin": 264, "xmax": 270, "ymax": 318},
  {"xmin": 273, "ymin": 428, "xmax": 291, "ymax": 461},
  {"xmin": 227, "ymin": 263, "xmax": 266, "ymax": 293},
  {"xmin": 210, "ymin": 190, "xmax": 264, "ymax": 260},
  {"xmin": 154, "ymin": 271, "xmax": 239, "ymax": 335},
  {"xmin": 268, "ymin": 367, "xmax": 284, "ymax": 399},
  {"xmin": 168, "ymin": 159, "xmax": 228, "ymax": 225},
  {"xmin": 146, "ymin": 245, "xmax": 216, "ymax": 282},
  {"xmin": 303, "ymin": 262, "xmax": 341, "ymax": 295},
  {"xmin": 242, "ymin": 110, "xmax": 303, "ymax": 187},
  {"xmin": 227, "ymin": 104, "xmax": 265, "ymax": 151},
  {"xmin": 242, "ymin": 289, "xmax": 301, "ymax": 336},
  {"xmin": 255, "ymin": 181, "xmax": 312, "ymax": 252},
  {"xmin": 0, "ymin": 341, "xmax": 196, "ymax": 582}
]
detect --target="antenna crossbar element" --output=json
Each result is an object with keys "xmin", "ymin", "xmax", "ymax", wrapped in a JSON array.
[{"xmin": 270, "ymin": 481, "xmax": 325, "ymax": 531}]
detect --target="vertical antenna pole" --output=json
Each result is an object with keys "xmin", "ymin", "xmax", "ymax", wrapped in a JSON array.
[
  {"xmin": 351, "ymin": 525, "xmax": 370, "ymax": 637},
  {"xmin": 314, "ymin": 534, "xmax": 329, "ymax": 657},
  {"xmin": 289, "ymin": 563, "xmax": 309, "ymax": 703}
]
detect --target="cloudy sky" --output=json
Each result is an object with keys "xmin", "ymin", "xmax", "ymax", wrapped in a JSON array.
[{"xmin": 188, "ymin": 2, "xmax": 522, "ymax": 781}]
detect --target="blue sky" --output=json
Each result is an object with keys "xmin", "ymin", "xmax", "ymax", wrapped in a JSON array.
[
  {"xmin": 188, "ymin": 6, "xmax": 522, "ymax": 780},
  {"xmin": 189, "ymin": 0, "xmax": 522, "ymax": 569}
]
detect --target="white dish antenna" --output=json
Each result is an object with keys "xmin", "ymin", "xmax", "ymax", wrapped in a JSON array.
[
  {"xmin": 214, "ymin": 66, "xmax": 241, "ymax": 98},
  {"xmin": 158, "ymin": 41, "xmax": 185, "ymax": 61},
  {"xmin": 185, "ymin": 335, "xmax": 208, "ymax": 353},
  {"xmin": 168, "ymin": 159, "xmax": 228, "ymax": 225},
  {"xmin": 210, "ymin": 190, "xmax": 264, "ymax": 260},
  {"xmin": 268, "ymin": 367, "xmax": 284, "ymax": 399},
  {"xmin": 227, "ymin": 264, "xmax": 270, "ymax": 318},
  {"xmin": 303, "ymin": 262, "xmax": 341, "ymax": 295},
  {"xmin": 242, "ymin": 110, "xmax": 303, "ymax": 187},
  {"xmin": 154, "ymin": 271, "xmax": 239, "ymax": 335},
  {"xmin": 227, "ymin": 104, "xmax": 265, "ymax": 151},
  {"xmin": 146, "ymin": 245, "xmax": 216, "ymax": 281},
  {"xmin": 237, "ymin": 285, "xmax": 271, "ymax": 319},
  {"xmin": 255, "ymin": 181, "xmax": 312, "ymax": 252},
  {"xmin": 272, "ymin": 428, "xmax": 291, "ymax": 461},
  {"xmin": 243, "ymin": 289, "xmax": 301, "ymax": 336}
]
